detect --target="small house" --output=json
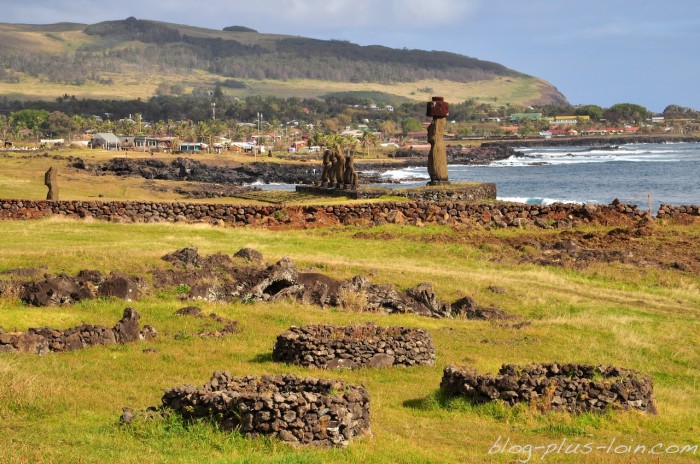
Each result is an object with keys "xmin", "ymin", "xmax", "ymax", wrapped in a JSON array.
[
  {"xmin": 134, "ymin": 136, "xmax": 174, "ymax": 152},
  {"xmin": 90, "ymin": 133, "xmax": 120, "ymax": 150},
  {"xmin": 177, "ymin": 142, "xmax": 209, "ymax": 152}
]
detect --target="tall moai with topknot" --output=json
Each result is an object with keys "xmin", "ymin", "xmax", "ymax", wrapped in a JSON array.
[{"xmin": 426, "ymin": 96, "xmax": 450, "ymax": 185}]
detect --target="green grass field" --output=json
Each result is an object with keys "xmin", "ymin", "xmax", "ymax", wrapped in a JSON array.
[{"xmin": 0, "ymin": 217, "xmax": 698, "ymax": 463}]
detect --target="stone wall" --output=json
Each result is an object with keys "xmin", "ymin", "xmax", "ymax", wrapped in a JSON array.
[
  {"xmin": 0, "ymin": 308, "xmax": 156, "ymax": 354},
  {"xmin": 161, "ymin": 371, "xmax": 370, "ymax": 446},
  {"xmin": 440, "ymin": 363, "xmax": 656, "ymax": 414},
  {"xmin": 295, "ymin": 182, "xmax": 497, "ymax": 202},
  {"xmin": 272, "ymin": 323, "xmax": 436, "ymax": 369},
  {"xmin": 1, "ymin": 197, "xmax": 672, "ymax": 229},
  {"xmin": 657, "ymin": 203, "xmax": 700, "ymax": 219}
]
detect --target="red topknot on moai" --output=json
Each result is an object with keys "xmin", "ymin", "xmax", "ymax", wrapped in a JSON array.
[{"xmin": 426, "ymin": 96, "xmax": 449, "ymax": 185}]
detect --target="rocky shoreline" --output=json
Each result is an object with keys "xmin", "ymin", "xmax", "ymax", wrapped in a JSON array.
[{"xmin": 85, "ymin": 145, "xmax": 521, "ymax": 187}]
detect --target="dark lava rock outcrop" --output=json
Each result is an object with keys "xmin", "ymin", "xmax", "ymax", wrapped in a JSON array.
[{"xmin": 20, "ymin": 270, "xmax": 143, "ymax": 306}]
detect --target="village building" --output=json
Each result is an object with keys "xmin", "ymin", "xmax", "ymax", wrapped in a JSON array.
[
  {"xmin": 89, "ymin": 133, "xmax": 120, "ymax": 150},
  {"xmin": 177, "ymin": 142, "xmax": 209, "ymax": 152},
  {"xmin": 134, "ymin": 136, "xmax": 174, "ymax": 152}
]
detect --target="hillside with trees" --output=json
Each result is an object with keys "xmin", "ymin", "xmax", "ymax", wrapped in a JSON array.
[{"xmin": 0, "ymin": 17, "xmax": 567, "ymax": 106}]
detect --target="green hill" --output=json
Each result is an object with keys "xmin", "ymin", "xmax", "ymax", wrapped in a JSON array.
[{"xmin": 0, "ymin": 17, "xmax": 568, "ymax": 106}]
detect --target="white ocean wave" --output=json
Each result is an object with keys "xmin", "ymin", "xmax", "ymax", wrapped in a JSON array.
[
  {"xmin": 497, "ymin": 196, "xmax": 591, "ymax": 205},
  {"xmin": 380, "ymin": 168, "xmax": 428, "ymax": 180},
  {"xmin": 492, "ymin": 152, "xmax": 683, "ymax": 166}
]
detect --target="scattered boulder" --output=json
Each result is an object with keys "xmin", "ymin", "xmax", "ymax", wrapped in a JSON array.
[
  {"xmin": 174, "ymin": 306, "xmax": 239, "ymax": 337},
  {"xmin": 76, "ymin": 269, "xmax": 105, "ymax": 285},
  {"xmin": 20, "ymin": 273, "xmax": 94, "ymax": 306},
  {"xmin": 405, "ymin": 283, "xmax": 451, "ymax": 318},
  {"xmin": 98, "ymin": 271, "xmax": 142, "ymax": 301},
  {"xmin": 296, "ymin": 272, "xmax": 342, "ymax": 306},
  {"xmin": 162, "ymin": 247, "xmax": 201, "ymax": 267},
  {"xmin": 451, "ymin": 296, "xmax": 518, "ymax": 321},
  {"xmin": 338, "ymin": 276, "xmax": 414, "ymax": 315},
  {"xmin": 174, "ymin": 306, "xmax": 202, "ymax": 317},
  {"xmin": 233, "ymin": 248, "xmax": 263, "ymax": 263}
]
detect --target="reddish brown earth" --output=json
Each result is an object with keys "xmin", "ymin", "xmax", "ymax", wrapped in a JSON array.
[{"xmin": 352, "ymin": 217, "xmax": 700, "ymax": 275}]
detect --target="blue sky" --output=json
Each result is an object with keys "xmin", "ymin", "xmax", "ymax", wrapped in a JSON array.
[{"xmin": 2, "ymin": 0, "xmax": 699, "ymax": 112}]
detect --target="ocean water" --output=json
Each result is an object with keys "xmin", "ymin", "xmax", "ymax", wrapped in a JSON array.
[{"xmin": 377, "ymin": 142, "xmax": 700, "ymax": 209}]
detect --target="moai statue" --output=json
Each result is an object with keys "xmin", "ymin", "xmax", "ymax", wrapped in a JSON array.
[
  {"xmin": 333, "ymin": 149, "xmax": 346, "ymax": 188},
  {"xmin": 343, "ymin": 154, "xmax": 358, "ymax": 189},
  {"xmin": 44, "ymin": 166, "xmax": 59, "ymax": 200},
  {"xmin": 320, "ymin": 149, "xmax": 332, "ymax": 186},
  {"xmin": 426, "ymin": 96, "xmax": 450, "ymax": 185}
]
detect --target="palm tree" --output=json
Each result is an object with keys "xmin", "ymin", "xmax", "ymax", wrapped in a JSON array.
[
  {"xmin": 306, "ymin": 130, "xmax": 326, "ymax": 149},
  {"xmin": 360, "ymin": 130, "xmax": 379, "ymax": 156},
  {"xmin": 195, "ymin": 121, "xmax": 212, "ymax": 145},
  {"xmin": 0, "ymin": 115, "xmax": 10, "ymax": 141},
  {"xmin": 324, "ymin": 133, "xmax": 343, "ymax": 155},
  {"xmin": 150, "ymin": 121, "xmax": 166, "ymax": 137},
  {"xmin": 175, "ymin": 121, "xmax": 195, "ymax": 142}
]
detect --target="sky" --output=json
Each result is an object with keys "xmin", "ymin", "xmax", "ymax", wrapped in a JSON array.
[{"xmin": 2, "ymin": 0, "xmax": 699, "ymax": 112}]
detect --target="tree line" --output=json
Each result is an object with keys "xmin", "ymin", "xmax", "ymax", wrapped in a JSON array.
[{"xmin": 0, "ymin": 90, "xmax": 693, "ymax": 144}]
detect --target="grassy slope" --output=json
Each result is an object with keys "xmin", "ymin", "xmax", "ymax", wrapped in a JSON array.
[
  {"xmin": 0, "ymin": 22, "xmax": 554, "ymax": 105},
  {"xmin": 0, "ymin": 148, "xmax": 338, "ymax": 204},
  {"xmin": 0, "ymin": 148, "xmax": 420, "ymax": 205},
  {"xmin": 0, "ymin": 72, "xmax": 546, "ymax": 106},
  {"xmin": 0, "ymin": 219, "xmax": 698, "ymax": 463}
]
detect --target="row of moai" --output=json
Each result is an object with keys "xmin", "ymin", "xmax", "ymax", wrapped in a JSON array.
[
  {"xmin": 318, "ymin": 148, "xmax": 358, "ymax": 189},
  {"xmin": 315, "ymin": 96, "xmax": 449, "ymax": 189}
]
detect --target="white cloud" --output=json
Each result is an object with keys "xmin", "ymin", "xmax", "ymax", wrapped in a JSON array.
[{"xmin": 225, "ymin": 0, "xmax": 480, "ymax": 30}]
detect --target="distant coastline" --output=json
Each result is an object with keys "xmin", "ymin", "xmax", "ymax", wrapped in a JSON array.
[{"xmin": 482, "ymin": 135, "xmax": 700, "ymax": 148}]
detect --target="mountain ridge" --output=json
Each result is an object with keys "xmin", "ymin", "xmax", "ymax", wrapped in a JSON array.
[{"xmin": 0, "ymin": 17, "xmax": 568, "ymax": 106}]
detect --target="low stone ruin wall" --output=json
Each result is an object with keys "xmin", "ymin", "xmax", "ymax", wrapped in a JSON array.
[
  {"xmin": 440, "ymin": 363, "xmax": 656, "ymax": 414},
  {"xmin": 657, "ymin": 203, "xmax": 700, "ymax": 218},
  {"xmin": 162, "ymin": 371, "xmax": 370, "ymax": 446},
  {"xmin": 2, "ymin": 197, "xmax": 683, "ymax": 229},
  {"xmin": 0, "ymin": 308, "xmax": 156, "ymax": 354},
  {"xmin": 272, "ymin": 323, "xmax": 436, "ymax": 369}
]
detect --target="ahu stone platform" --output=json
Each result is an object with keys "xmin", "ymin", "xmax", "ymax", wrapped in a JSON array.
[{"xmin": 295, "ymin": 182, "xmax": 497, "ymax": 202}]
